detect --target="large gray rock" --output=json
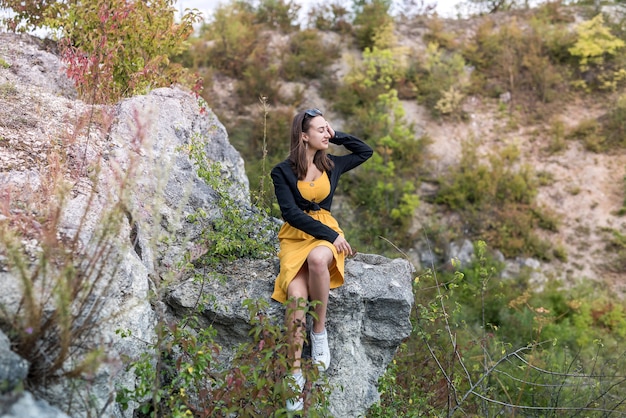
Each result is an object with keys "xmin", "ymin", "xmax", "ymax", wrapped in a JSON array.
[
  {"xmin": 0, "ymin": 331, "xmax": 29, "ymax": 393},
  {"xmin": 168, "ymin": 253, "xmax": 415, "ymax": 417},
  {"xmin": 0, "ymin": 392, "xmax": 70, "ymax": 418}
]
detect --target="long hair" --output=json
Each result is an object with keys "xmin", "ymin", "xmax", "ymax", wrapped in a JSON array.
[{"xmin": 288, "ymin": 110, "xmax": 334, "ymax": 180}]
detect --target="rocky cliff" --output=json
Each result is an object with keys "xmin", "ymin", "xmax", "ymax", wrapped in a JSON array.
[{"xmin": 0, "ymin": 33, "xmax": 414, "ymax": 417}]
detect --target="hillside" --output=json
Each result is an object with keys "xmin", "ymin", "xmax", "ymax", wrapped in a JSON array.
[{"xmin": 203, "ymin": 5, "xmax": 626, "ymax": 295}]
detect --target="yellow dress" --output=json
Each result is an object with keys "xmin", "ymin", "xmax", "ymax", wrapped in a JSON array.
[{"xmin": 272, "ymin": 171, "xmax": 346, "ymax": 303}]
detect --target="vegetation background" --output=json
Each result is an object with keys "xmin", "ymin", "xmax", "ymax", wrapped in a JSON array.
[{"xmin": 3, "ymin": 0, "xmax": 626, "ymax": 416}]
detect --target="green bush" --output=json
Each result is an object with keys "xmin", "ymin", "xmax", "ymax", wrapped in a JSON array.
[
  {"xmin": 306, "ymin": 1, "xmax": 352, "ymax": 34},
  {"xmin": 254, "ymin": 0, "xmax": 300, "ymax": 32},
  {"xmin": 281, "ymin": 29, "xmax": 340, "ymax": 81},
  {"xmin": 568, "ymin": 14, "xmax": 626, "ymax": 92},
  {"xmin": 117, "ymin": 299, "xmax": 332, "ymax": 417},
  {"xmin": 352, "ymin": 0, "xmax": 393, "ymax": 51},
  {"xmin": 329, "ymin": 26, "xmax": 428, "ymax": 251},
  {"xmin": 463, "ymin": 15, "xmax": 567, "ymax": 109},
  {"xmin": 369, "ymin": 241, "xmax": 626, "ymax": 416},
  {"xmin": 187, "ymin": 133, "xmax": 277, "ymax": 264},
  {"xmin": 55, "ymin": 0, "xmax": 201, "ymax": 103},
  {"xmin": 435, "ymin": 142, "xmax": 556, "ymax": 259},
  {"xmin": 566, "ymin": 117, "xmax": 605, "ymax": 152},
  {"xmin": 197, "ymin": 2, "xmax": 260, "ymax": 79},
  {"xmin": 412, "ymin": 42, "xmax": 469, "ymax": 116}
]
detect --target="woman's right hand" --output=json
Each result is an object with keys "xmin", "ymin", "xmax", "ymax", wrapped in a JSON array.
[{"xmin": 333, "ymin": 235, "xmax": 353, "ymax": 256}]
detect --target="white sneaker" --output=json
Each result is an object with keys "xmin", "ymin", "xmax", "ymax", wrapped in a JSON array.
[
  {"xmin": 311, "ymin": 328, "xmax": 330, "ymax": 371},
  {"xmin": 286, "ymin": 372, "xmax": 305, "ymax": 412}
]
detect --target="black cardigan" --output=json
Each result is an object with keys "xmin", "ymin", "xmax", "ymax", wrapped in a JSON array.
[{"xmin": 271, "ymin": 131, "xmax": 373, "ymax": 243}]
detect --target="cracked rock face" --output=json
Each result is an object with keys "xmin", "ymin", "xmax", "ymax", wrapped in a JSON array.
[{"xmin": 0, "ymin": 32, "xmax": 414, "ymax": 418}]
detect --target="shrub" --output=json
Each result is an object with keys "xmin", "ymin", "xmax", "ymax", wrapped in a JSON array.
[
  {"xmin": 435, "ymin": 142, "xmax": 556, "ymax": 258},
  {"xmin": 411, "ymin": 41, "xmax": 469, "ymax": 116},
  {"xmin": 352, "ymin": 0, "xmax": 393, "ymax": 51},
  {"xmin": 370, "ymin": 241, "xmax": 626, "ymax": 416},
  {"xmin": 117, "ymin": 298, "xmax": 331, "ymax": 417},
  {"xmin": 567, "ymin": 117, "xmax": 604, "ymax": 151},
  {"xmin": 195, "ymin": 1, "xmax": 259, "ymax": 79},
  {"xmin": 254, "ymin": 0, "xmax": 301, "ymax": 32},
  {"xmin": 463, "ymin": 15, "xmax": 567, "ymax": 109},
  {"xmin": 281, "ymin": 29, "xmax": 341, "ymax": 81},
  {"xmin": 330, "ymin": 25, "xmax": 428, "ymax": 251},
  {"xmin": 306, "ymin": 1, "xmax": 352, "ymax": 34},
  {"xmin": 186, "ymin": 132, "xmax": 277, "ymax": 264},
  {"xmin": 56, "ymin": 0, "xmax": 201, "ymax": 103},
  {"xmin": 568, "ymin": 14, "xmax": 626, "ymax": 92}
]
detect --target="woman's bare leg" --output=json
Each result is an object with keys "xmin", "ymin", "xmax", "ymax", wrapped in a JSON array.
[
  {"xmin": 306, "ymin": 246, "xmax": 333, "ymax": 333},
  {"xmin": 286, "ymin": 267, "xmax": 308, "ymax": 371}
]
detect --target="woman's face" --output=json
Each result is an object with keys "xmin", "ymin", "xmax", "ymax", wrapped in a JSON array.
[{"xmin": 303, "ymin": 115, "xmax": 331, "ymax": 151}]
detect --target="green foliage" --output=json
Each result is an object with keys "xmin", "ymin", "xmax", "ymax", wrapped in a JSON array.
[
  {"xmin": 117, "ymin": 298, "xmax": 332, "ymax": 416},
  {"xmin": 423, "ymin": 17, "xmax": 459, "ymax": 51},
  {"xmin": 281, "ymin": 29, "xmax": 341, "ymax": 81},
  {"xmin": 566, "ymin": 117, "xmax": 605, "ymax": 152},
  {"xmin": 306, "ymin": 1, "xmax": 352, "ymax": 33},
  {"xmin": 196, "ymin": 2, "xmax": 259, "ymax": 78},
  {"xmin": 331, "ymin": 25, "xmax": 427, "ymax": 251},
  {"xmin": 352, "ymin": 0, "xmax": 393, "ymax": 50},
  {"xmin": 413, "ymin": 42, "xmax": 469, "ymax": 117},
  {"xmin": 463, "ymin": 15, "xmax": 566, "ymax": 108},
  {"xmin": 0, "ymin": 57, "xmax": 9, "ymax": 68},
  {"xmin": 544, "ymin": 118, "xmax": 567, "ymax": 154},
  {"xmin": 0, "ymin": 0, "xmax": 62, "ymax": 32},
  {"xmin": 7, "ymin": 0, "xmax": 202, "ymax": 104},
  {"xmin": 236, "ymin": 50, "xmax": 282, "ymax": 106},
  {"xmin": 254, "ymin": 0, "xmax": 300, "ymax": 32},
  {"xmin": 370, "ymin": 240, "xmax": 626, "ymax": 416},
  {"xmin": 568, "ymin": 94, "xmax": 626, "ymax": 152},
  {"xmin": 435, "ymin": 142, "xmax": 557, "ymax": 259},
  {"xmin": 569, "ymin": 14, "xmax": 626, "ymax": 91},
  {"xmin": 187, "ymin": 133, "xmax": 277, "ymax": 265}
]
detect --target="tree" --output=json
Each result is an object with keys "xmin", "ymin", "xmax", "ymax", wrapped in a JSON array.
[
  {"xmin": 569, "ymin": 13, "xmax": 626, "ymax": 91},
  {"xmin": 1, "ymin": 0, "xmax": 201, "ymax": 103}
]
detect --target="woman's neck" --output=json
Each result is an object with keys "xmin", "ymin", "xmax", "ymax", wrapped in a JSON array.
[{"xmin": 306, "ymin": 150, "xmax": 316, "ymax": 167}]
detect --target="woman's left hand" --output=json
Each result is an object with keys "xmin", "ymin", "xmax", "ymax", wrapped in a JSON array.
[{"xmin": 326, "ymin": 122, "xmax": 335, "ymax": 139}]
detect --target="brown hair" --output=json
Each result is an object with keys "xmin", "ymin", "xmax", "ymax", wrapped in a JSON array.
[{"xmin": 288, "ymin": 110, "xmax": 334, "ymax": 180}]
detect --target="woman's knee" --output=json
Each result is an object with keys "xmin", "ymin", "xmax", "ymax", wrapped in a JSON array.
[{"xmin": 307, "ymin": 247, "xmax": 333, "ymax": 272}]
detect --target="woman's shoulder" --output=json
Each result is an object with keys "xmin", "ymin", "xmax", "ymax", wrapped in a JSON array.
[{"xmin": 272, "ymin": 159, "xmax": 295, "ymax": 176}]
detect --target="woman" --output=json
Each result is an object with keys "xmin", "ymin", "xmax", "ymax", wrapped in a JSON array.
[{"xmin": 271, "ymin": 108, "xmax": 372, "ymax": 411}]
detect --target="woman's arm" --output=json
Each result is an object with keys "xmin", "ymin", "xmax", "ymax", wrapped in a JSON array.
[
  {"xmin": 271, "ymin": 165, "xmax": 340, "ymax": 243},
  {"xmin": 329, "ymin": 131, "xmax": 373, "ymax": 174}
]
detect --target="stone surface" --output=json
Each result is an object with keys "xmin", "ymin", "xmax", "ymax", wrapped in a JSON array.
[
  {"xmin": 168, "ymin": 253, "xmax": 415, "ymax": 418},
  {"xmin": 0, "ymin": 391, "xmax": 70, "ymax": 418},
  {"xmin": 0, "ymin": 331, "xmax": 29, "ymax": 393}
]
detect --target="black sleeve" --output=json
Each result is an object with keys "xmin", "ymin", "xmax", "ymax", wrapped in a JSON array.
[
  {"xmin": 330, "ymin": 131, "xmax": 373, "ymax": 174},
  {"xmin": 271, "ymin": 165, "xmax": 340, "ymax": 243}
]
